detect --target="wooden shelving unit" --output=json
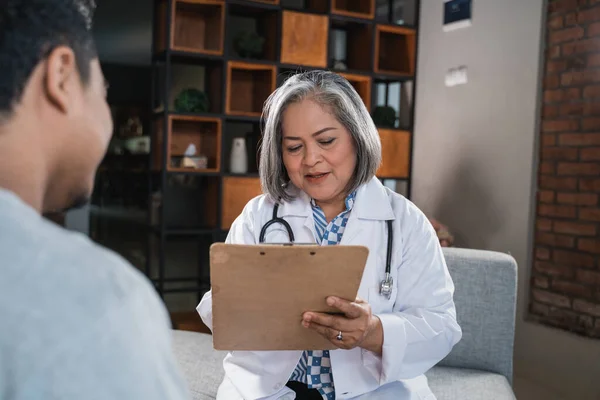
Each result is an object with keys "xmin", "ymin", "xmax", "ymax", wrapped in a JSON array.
[{"xmin": 148, "ymin": 0, "xmax": 421, "ymax": 306}]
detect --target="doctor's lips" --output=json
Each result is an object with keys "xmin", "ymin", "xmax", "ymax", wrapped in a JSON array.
[{"xmin": 305, "ymin": 172, "xmax": 330, "ymax": 182}]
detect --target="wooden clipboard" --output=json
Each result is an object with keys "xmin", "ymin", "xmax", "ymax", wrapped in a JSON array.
[{"xmin": 210, "ymin": 243, "xmax": 369, "ymax": 351}]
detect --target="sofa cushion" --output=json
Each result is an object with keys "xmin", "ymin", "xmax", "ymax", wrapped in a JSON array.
[
  {"xmin": 426, "ymin": 366, "xmax": 516, "ymax": 400},
  {"xmin": 172, "ymin": 330, "xmax": 225, "ymax": 399}
]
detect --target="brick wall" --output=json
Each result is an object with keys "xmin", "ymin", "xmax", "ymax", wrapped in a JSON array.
[{"xmin": 531, "ymin": 0, "xmax": 600, "ymax": 338}]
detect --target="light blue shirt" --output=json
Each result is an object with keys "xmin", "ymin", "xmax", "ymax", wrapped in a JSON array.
[{"xmin": 0, "ymin": 189, "xmax": 190, "ymax": 399}]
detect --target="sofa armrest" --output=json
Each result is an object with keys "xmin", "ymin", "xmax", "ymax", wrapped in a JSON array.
[{"xmin": 438, "ymin": 247, "xmax": 517, "ymax": 384}]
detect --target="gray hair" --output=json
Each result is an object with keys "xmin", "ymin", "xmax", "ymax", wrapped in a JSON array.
[{"xmin": 259, "ymin": 70, "xmax": 382, "ymax": 202}]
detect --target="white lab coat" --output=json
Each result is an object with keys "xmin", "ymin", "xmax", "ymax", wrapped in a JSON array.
[{"xmin": 197, "ymin": 177, "xmax": 462, "ymax": 400}]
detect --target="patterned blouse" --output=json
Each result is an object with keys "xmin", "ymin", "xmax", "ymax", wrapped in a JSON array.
[{"xmin": 288, "ymin": 191, "xmax": 357, "ymax": 399}]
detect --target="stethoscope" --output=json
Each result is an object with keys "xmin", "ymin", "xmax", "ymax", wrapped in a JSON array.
[{"xmin": 259, "ymin": 203, "xmax": 395, "ymax": 299}]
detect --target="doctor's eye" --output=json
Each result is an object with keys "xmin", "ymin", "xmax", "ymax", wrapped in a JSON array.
[
  {"xmin": 286, "ymin": 145, "xmax": 302, "ymax": 153},
  {"xmin": 319, "ymin": 138, "xmax": 335, "ymax": 146}
]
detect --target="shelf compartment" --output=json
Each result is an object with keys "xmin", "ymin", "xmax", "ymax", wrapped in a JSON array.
[
  {"xmin": 155, "ymin": 0, "xmax": 225, "ymax": 55},
  {"xmin": 330, "ymin": 19, "xmax": 373, "ymax": 72},
  {"xmin": 332, "ymin": 0, "xmax": 375, "ymax": 19},
  {"xmin": 338, "ymin": 72, "xmax": 372, "ymax": 111},
  {"xmin": 375, "ymin": 0, "xmax": 417, "ymax": 26},
  {"xmin": 280, "ymin": 11, "xmax": 329, "ymax": 68},
  {"xmin": 153, "ymin": 115, "xmax": 221, "ymax": 173},
  {"xmin": 223, "ymin": 121, "xmax": 262, "ymax": 174},
  {"xmin": 221, "ymin": 176, "xmax": 263, "ymax": 229},
  {"xmin": 281, "ymin": 0, "xmax": 328, "ymax": 13},
  {"xmin": 226, "ymin": 61, "xmax": 277, "ymax": 117},
  {"xmin": 375, "ymin": 24, "xmax": 416, "ymax": 76},
  {"xmin": 377, "ymin": 129, "xmax": 410, "ymax": 178},
  {"xmin": 227, "ymin": 3, "xmax": 279, "ymax": 62},
  {"xmin": 373, "ymin": 78, "xmax": 413, "ymax": 129}
]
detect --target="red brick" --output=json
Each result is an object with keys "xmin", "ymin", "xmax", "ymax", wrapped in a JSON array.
[
  {"xmin": 588, "ymin": 21, "xmax": 600, "ymax": 37},
  {"xmin": 545, "ymin": 74, "xmax": 561, "ymax": 89},
  {"xmin": 539, "ymin": 204, "xmax": 578, "ymax": 218},
  {"xmin": 530, "ymin": 301, "xmax": 550, "ymax": 316},
  {"xmin": 578, "ymin": 7, "xmax": 600, "ymax": 23},
  {"xmin": 547, "ymin": 60, "xmax": 569, "ymax": 74},
  {"xmin": 556, "ymin": 192, "xmax": 598, "ymax": 205},
  {"xmin": 533, "ymin": 275, "xmax": 551, "ymax": 289},
  {"xmin": 550, "ymin": 0, "xmax": 582, "ymax": 14},
  {"xmin": 549, "ymin": 15, "xmax": 565, "ymax": 30},
  {"xmin": 583, "ymin": 117, "xmax": 600, "ymax": 130},
  {"xmin": 532, "ymin": 288, "xmax": 571, "ymax": 308},
  {"xmin": 543, "ymin": 120, "xmax": 580, "ymax": 133},
  {"xmin": 542, "ymin": 147, "xmax": 578, "ymax": 161},
  {"xmin": 537, "ymin": 218, "xmax": 553, "ymax": 232},
  {"xmin": 549, "ymin": 45, "xmax": 562, "ymax": 59},
  {"xmin": 580, "ymin": 208, "xmax": 600, "ymax": 221},
  {"xmin": 566, "ymin": 12, "xmax": 578, "ymax": 26},
  {"xmin": 554, "ymin": 249, "xmax": 596, "ymax": 268},
  {"xmin": 540, "ymin": 162, "xmax": 556, "ymax": 175},
  {"xmin": 537, "ymin": 233, "xmax": 576, "ymax": 249},
  {"xmin": 583, "ymin": 102, "xmax": 600, "ymax": 115},
  {"xmin": 539, "ymin": 190, "xmax": 555, "ymax": 203},
  {"xmin": 559, "ymin": 103, "xmax": 584, "ymax": 116},
  {"xmin": 577, "ymin": 269, "xmax": 600, "ymax": 286},
  {"xmin": 578, "ymin": 238, "xmax": 600, "ymax": 253},
  {"xmin": 535, "ymin": 260, "xmax": 576, "ymax": 278},
  {"xmin": 553, "ymin": 280, "xmax": 592, "ymax": 298},
  {"xmin": 587, "ymin": 53, "xmax": 600, "ymax": 67},
  {"xmin": 573, "ymin": 299, "xmax": 600, "ymax": 317},
  {"xmin": 562, "ymin": 38, "xmax": 600, "ymax": 55},
  {"xmin": 543, "ymin": 105, "xmax": 559, "ymax": 118},
  {"xmin": 580, "ymin": 178, "xmax": 600, "ymax": 191},
  {"xmin": 536, "ymin": 247, "xmax": 552, "ymax": 260},
  {"xmin": 540, "ymin": 176, "xmax": 578, "ymax": 190},
  {"xmin": 543, "ymin": 134, "xmax": 557, "ymax": 146},
  {"xmin": 557, "ymin": 162, "xmax": 600, "ymax": 176},
  {"xmin": 562, "ymin": 70, "xmax": 600, "ymax": 86},
  {"xmin": 580, "ymin": 147, "xmax": 600, "ymax": 160},
  {"xmin": 559, "ymin": 133, "xmax": 600, "ymax": 145},
  {"xmin": 545, "ymin": 89, "xmax": 565, "ymax": 103},
  {"xmin": 583, "ymin": 84, "xmax": 600, "ymax": 98},
  {"xmin": 551, "ymin": 26, "xmax": 585, "ymax": 44},
  {"xmin": 554, "ymin": 221, "xmax": 597, "ymax": 236}
]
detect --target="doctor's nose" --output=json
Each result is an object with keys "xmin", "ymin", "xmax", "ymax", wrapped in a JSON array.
[{"xmin": 302, "ymin": 145, "xmax": 322, "ymax": 166}]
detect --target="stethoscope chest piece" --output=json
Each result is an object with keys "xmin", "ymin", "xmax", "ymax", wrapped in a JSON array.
[{"xmin": 380, "ymin": 273, "xmax": 393, "ymax": 299}]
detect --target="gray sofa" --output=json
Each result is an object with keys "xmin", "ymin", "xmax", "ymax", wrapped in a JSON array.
[{"xmin": 172, "ymin": 247, "xmax": 517, "ymax": 399}]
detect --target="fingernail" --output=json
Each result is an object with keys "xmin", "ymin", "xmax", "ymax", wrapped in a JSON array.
[
  {"xmin": 304, "ymin": 314, "xmax": 312, "ymax": 322},
  {"xmin": 302, "ymin": 321, "xmax": 309, "ymax": 328},
  {"xmin": 327, "ymin": 297, "xmax": 336, "ymax": 306}
]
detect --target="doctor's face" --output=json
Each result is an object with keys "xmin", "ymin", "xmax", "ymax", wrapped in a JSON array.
[{"xmin": 281, "ymin": 98, "xmax": 357, "ymax": 206}]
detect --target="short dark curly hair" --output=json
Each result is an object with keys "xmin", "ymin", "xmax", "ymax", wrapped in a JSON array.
[{"xmin": 0, "ymin": 0, "xmax": 98, "ymax": 116}]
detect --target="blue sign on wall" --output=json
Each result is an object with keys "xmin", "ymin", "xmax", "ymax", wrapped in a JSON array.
[{"xmin": 443, "ymin": 0, "xmax": 472, "ymax": 31}]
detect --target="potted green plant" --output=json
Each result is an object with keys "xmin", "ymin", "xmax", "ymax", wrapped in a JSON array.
[
  {"xmin": 174, "ymin": 88, "xmax": 210, "ymax": 113},
  {"xmin": 234, "ymin": 31, "xmax": 265, "ymax": 59},
  {"xmin": 372, "ymin": 106, "xmax": 397, "ymax": 128}
]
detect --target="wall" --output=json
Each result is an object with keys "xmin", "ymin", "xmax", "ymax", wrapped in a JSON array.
[
  {"xmin": 412, "ymin": 0, "xmax": 600, "ymax": 399},
  {"xmin": 531, "ymin": 0, "xmax": 600, "ymax": 339}
]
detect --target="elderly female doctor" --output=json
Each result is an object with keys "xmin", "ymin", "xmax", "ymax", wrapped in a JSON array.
[{"xmin": 197, "ymin": 70, "xmax": 461, "ymax": 400}]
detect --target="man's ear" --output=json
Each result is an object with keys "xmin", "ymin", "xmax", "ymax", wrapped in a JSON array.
[{"xmin": 44, "ymin": 46, "xmax": 78, "ymax": 114}]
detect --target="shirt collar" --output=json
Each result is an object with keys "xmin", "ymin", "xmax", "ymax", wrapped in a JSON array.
[{"xmin": 309, "ymin": 190, "xmax": 356, "ymax": 212}]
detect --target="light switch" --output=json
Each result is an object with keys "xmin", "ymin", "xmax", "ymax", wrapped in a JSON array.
[{"xmin": 445, "ymin": 65, "xmax": 468, "ymax": 87}]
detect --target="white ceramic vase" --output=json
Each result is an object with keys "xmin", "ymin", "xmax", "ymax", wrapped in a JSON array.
[{"xmin": 230, "ymin": 137, "xmax": 248, "ymax": 174}]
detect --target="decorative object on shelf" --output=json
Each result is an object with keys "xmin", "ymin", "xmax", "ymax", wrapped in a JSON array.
[
  {"xmin": 174, "ymin": 88, "xmax": 210, "ymax": 113},
  {"xmin": 234, "ymin": 31, "xmax": 265, "ymax": 59},
  {"xmin": 230, "ymin": 137, "xmax": 248, "ymax": 174},
  {"xmin": 333, "ymin": 60, "xmax": 347, "ymax": 70},
  {"xmin": 331, "ymin": 29, "xmax": 348, "ymax": 70},
  {"xmin": 429, "ymin": 218, "xmax": 454, "ymax": 247},
  {"xmin": 123, "ymin": 136, "xmax": 150, "ymax": 155},
  {"xmin": 179, "ymin": 143, "xmax": 208, "ymax": 169},
  {"xmin": 372, "ymin": 105, "xmax": 397, "ymax": 128},
  {"xmin": 119, "ymin": 116, "xmax": 144, "ymax": 137}
]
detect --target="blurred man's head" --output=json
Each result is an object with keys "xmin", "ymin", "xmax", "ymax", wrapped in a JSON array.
[{"xmin": 0, "ymin": 0, "xmax": 113, "ymax": 213}]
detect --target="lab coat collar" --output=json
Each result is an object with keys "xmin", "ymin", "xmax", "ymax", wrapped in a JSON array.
[{"xmin": 277, "ymin": 178, "xmax": 395, "ymax": 221}]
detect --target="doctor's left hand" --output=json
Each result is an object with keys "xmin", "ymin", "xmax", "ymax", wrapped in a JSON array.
[{"xmin": 302, "ymin": 297, "xmax": 383, "ymax": 354}]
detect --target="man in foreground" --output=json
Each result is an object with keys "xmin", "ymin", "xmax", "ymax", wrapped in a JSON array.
[{"xmin": 0, "ymin": 1, "xmax": 189, "ymax": 398}]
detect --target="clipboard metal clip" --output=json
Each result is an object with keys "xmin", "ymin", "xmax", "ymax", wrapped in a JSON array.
[{"xmin": 380, "ymin": 273, "xmax": 393, "ymax": 299}]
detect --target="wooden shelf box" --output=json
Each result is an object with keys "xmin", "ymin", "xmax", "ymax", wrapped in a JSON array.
[
  {"xmin": 331, "ymin": 0, "xmax": 375, "ymax": 19},
  {"xmin": 226, "ymin": 61, "xmax": 276, "ymax": 117},
  {"xmin": 153, "ymin": 115, "xmax": 221, "ymax": 173},
  {"xmin": 375, "ymin": 25, "xmax": 416, "ymax": 76},
  {"xmin": 377, "ymin": 129, "xmax": 411, "ymax": 178},
  {"xmin": 330, "ymin": 19, "xmax": 373, "ymax": 72},
  {"xmin": 155, "ymin": 0, "xmax": 225, "ymax": 55},
  {"xmin": 338, "ymin": 73, "xmax": 372, "ymax": 111},
  {"xmin": 228, "ymin": 3, "xmax": 279, "ymax": 62},
  {"xmin": 221, "ymin": 177, "xmax": 263, "ymax": 229},
  {"xmin": 280, "ymin": 11, "xmax": 329, "ymax": 68}
]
